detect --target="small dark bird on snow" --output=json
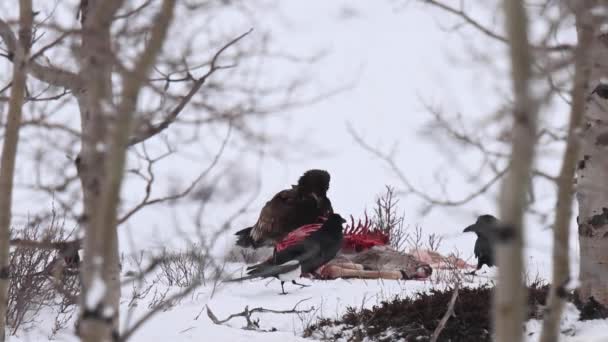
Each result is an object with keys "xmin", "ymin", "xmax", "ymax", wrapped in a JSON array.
[
  {"xmin": 235, "ymin": 169, "xmax": 333, "ymax": 249},
  {"xmin": 463, "ymin": 214, "xmax": 499, "ymax": 273},
  {"xmin": 228, "ymin": 213, "xmax": 345, "ymax": 294}
]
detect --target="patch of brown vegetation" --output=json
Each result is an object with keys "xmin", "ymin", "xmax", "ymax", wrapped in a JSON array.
[
  {"xmin": 305, "ymin": 283, "xmax": 551, "ymax": 342},
  {"xmin": 573, "ymin": 295, "xmax": 608, "ymax": 321}
]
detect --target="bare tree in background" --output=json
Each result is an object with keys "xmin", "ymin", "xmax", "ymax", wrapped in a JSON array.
[
  {"xmin": 0, "ymin": 0, "xmax": 336, "ymax": 340},
  {"xmin": 76, "ymin": 1, "xmax": 177, "ymax": 340},
  {"xmin": 494, "ymin": 0, "xmax": 537, "ymax": 341},
  {"xmin": 356, "ymin": 0, "xmax": 608, "ymax": 338},
  {"xmin": 0, "ymin": 1, "xmax": 32, "ymax": 341},
  {"xmin": 392, "ymin": 1, "xmax": 608, "ymax": 313},
  {"xmin": 540, "ymin": 3, "xmax": 594, "ymax": 341},
  {"xmin": 370, "ymin": 0, "xmax": 572, "ymax": 220}
]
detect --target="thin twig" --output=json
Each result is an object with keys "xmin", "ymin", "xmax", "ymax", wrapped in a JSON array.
[
  {"xmin": 430, "ymin": 283, "xmax": 460, "ymax": 342},
  {"xmin": 420, "ymin": 0, "xmax": 571, "ymax": 52},
  {"xmin": 348, "ymin": 123, "xmax": 508, "ymax": 208}
]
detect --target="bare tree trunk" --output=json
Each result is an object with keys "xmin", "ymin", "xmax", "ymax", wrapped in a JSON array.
[
  {"xmin": 75, "ymin": 2, "xmax": 124, "ymax": 340},
  {"xmin": 539, "ymin": 5, "xmax": 594, "ymax": 341},
  {"xmin": 494, "ymin": 0, "xmax": 537, "ymax": 341},
  {"xmin": 0, "ymin": 2, "xmax": 32, "ymax": 340},
  {"xmin": 576, "ymin": 5, "xmax": 608, "ymax": 307},
  {"xmin": 76, "ymin": 1, "xmax": 176, "ymax": 340}
]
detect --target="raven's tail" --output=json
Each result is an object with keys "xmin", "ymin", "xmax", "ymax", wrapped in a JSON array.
[
  {"xmin": 225, "ymin": 274, "xmax": 257, "ymax": 283},
  {"xmin": 227, "ymin": 261, "xmax": 300, "ymax": 283},
  {"xmin": 235, "ymin": 227, "xmax": 257, "ymax": 248}
]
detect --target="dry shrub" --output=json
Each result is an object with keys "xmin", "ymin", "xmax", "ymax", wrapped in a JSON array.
[
  {"xmin": 372, "ymin": 186, "xmax": 408, "ymax": 251},
  {"xmin": 371, "ymin": 186, "xmax": 443, "ymax": 253},
  {"xmin": 157, "ymin": 246, "xmax": 208, "ymax": 287},
  {"xmin": 7, "ymin": 215, "xmax": 80, "ymax": 336}
]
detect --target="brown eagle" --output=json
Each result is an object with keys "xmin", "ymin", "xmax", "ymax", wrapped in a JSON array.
[{"xmin": 235, "ymin": 169, "xmax": 333, "ymax": 248}]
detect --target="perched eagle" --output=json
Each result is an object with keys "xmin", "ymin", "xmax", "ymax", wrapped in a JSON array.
[
  {"xmin": 229, "ymin": 213, "xmax": 345, "ymax": 294},
  {"xmin": 235, "ymin": 169, "xmax": 333, "ymax": 248},
  {"xmin": 463, "ymin": 214, "xmax": 499, "ymax": 272}
]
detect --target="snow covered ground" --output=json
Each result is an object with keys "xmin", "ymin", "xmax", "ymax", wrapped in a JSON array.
[
  {"xmin": 526, "ymin": 305, "xmax": 608, "ymax": 342},
  {"xmin": 11, "ymin": 262, "xmax": 427, "ymax": 341},
  {"xmin": 9, "ymin": 262, "xmax": 608, "ymax": 342}
]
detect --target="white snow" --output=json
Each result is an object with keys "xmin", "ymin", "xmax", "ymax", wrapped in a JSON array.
[
  {"xmin": 591, "ymin": 5, "xmax": 608, "ymax": 17},
  {"xmin": 276, "ymin": 261, "xmax": 302, "ymax": 282},
  {"xmin": 85, "ymin": 272, "xmax": 107, "ymax": 310},
  {"xmin": 13, "ymin": 261, "xmax": 435, "ymax": 341},
  {"xmin": 525, "ymin": 303, "xmax": 608, "ymax": 342},
  {"xmin": 103, "ymin": 306, "xmax": 115, "ymax": 318},
  {"xmin": 95, "ymin": 142, "xmax": 107, "ymax": 153},
  {"xmin": 8, "ymin": 260, "xmax": 608, "ymax": 341}
]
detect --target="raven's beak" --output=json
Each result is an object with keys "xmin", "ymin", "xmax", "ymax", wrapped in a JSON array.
[
  {"xmin": 463, "ymin": 224, "xmax": 475, "ymax": 233},
  {"xmin": 340, "ymin": 217, "xmax": 346, "ymax": 223}
]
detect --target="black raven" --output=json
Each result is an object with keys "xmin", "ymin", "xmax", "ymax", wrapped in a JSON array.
[
  {"xmin": 228, "ymin": 213, "xmax": 345, "ymax": 294},
  {"xmin": 235, "ymin": 169, "xmax": 333, "ymax": 248},
  {"xmin": 463, "ymin": 214, "xmax": 499, "ymax": 273}
]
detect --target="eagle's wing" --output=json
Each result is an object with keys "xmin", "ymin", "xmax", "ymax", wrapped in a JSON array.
[
  {"xmin": 320, "ymin": 197, "xmax": 334, "ymax": 216},
  {"xmin": 249, "ymin": 188, "xmax": 299, "ymax": 243}
]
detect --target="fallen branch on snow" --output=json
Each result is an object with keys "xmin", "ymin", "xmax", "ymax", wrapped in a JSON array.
[
  {"xmin": 206, "ymin": 298, "xmax": 314, "ymax": 331},
  {"xmin": 430, "ymin": 283, "xmax": 460, "ymax": 342}
]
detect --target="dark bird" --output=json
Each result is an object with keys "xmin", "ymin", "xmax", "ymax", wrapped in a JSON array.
[
  {"xmin": 590, "ymin": 83, "xmax": 608, "ymax": 100},
  {"xmin": 235, "ymin": 169, "xmax": 333, "ymax": 248},
  {"xmin": 228, "ymin": 213, "xmax": 345, "ymax": 294},
  {"xmin": 10, "ymin": 238, "xmax": 81, "ymax": 269},
  {"xmin": 463, "ymin": 214, "xmax": 499, "ymax": 273}
]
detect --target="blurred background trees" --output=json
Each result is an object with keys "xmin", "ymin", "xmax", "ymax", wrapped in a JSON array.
[
  {"xmin": 0, "ymin": 0, "xmax": 339, "ymax": 339},
  {"xmin": 2, "ymin": 0, "xmax": 608, "ymax": 341}
]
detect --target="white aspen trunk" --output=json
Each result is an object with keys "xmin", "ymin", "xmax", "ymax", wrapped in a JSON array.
[
  {"xmin": 0, "ymin": 2, "xmax": 32, "ymax": 340},
  {"xmin": 576, "ymin": 5, "xmax": 608, "ymax": 307},
  {"xmin": 76, "ymin": 1, "xmax": 124, "ymax": 340},
  {"xmin": 494, "ymin": 1, "xmax": 537, "ymax": 341},
  {"xmin": 76, "ymin": 2, "xmax": 175, "ymax": 341}
]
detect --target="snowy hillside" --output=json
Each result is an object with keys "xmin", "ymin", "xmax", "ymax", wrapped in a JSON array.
[{"xmin": 8, "ymin": 259, "xmax": 608, "ymax": 342}]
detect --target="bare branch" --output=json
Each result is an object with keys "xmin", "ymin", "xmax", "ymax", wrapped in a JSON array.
[
  {"xmin": 206, "ymin": 299, "xmax": 315, "ymax": 330},
  {"xmin": 114, "ymin": 0, "xmax": 154, "ymax": 20},
  {"xmin": 430, "ymin": 283, "xmax": 460, "ymax": 342},
  {"xmin": 128, "ymin": 28, "xmax": 254, "ymax": 146},
  {"xmin": 420, "ymin": 0, "xmax": 571, "ymax": 52},
  {"xmin": 348, "ymin": 123, "xmax": 507, "ymax": 209},
  {"xmin": 0, "ymin": 19, "xmax": 81, "ymax": 89},
  {"xmin": 9, "ymin": 238, "xmax": 80, "ymax": 251},
  {"xmin": 119, "ymin": 123, "xmax": 232, "ymax": 224}
]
